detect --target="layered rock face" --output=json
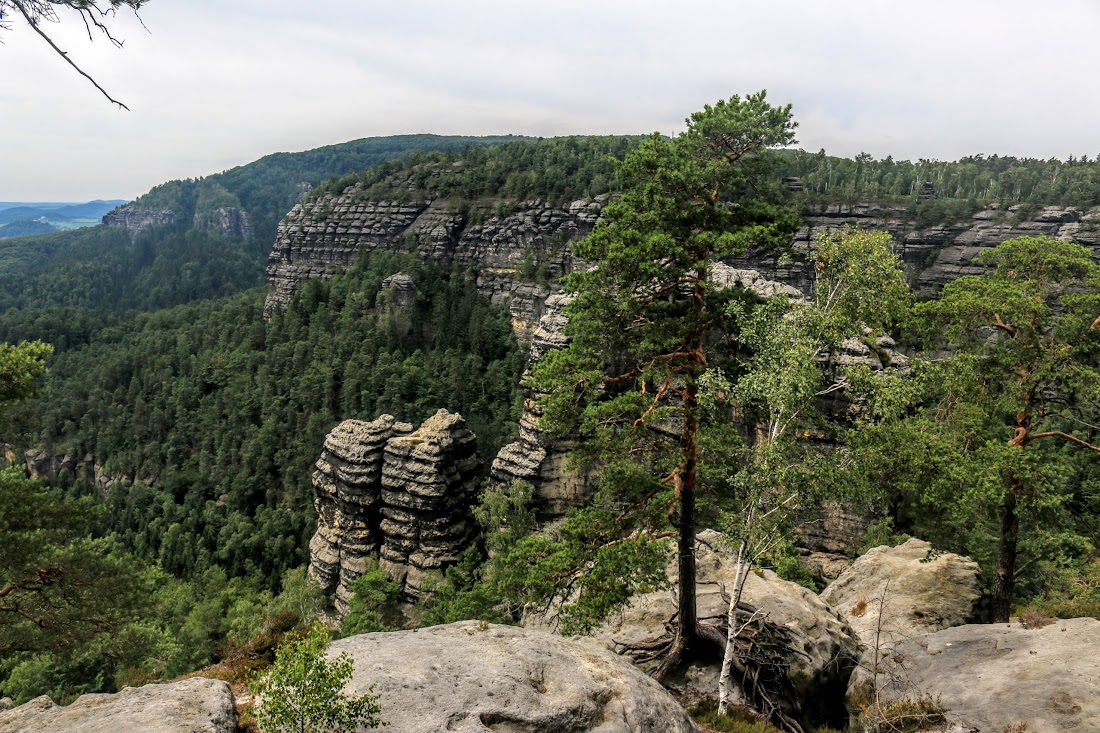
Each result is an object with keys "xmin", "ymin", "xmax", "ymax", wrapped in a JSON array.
[
  {"xmin": 0, "ymin": 678, "xmax": 237, "ymax": 733},
  {"xmin": 308, "ymin": 410, "xmax": 482, "ymax": 611},
  {"xmin": 101, "ymin": 204, "xmax": 177, "ymax": 232},
  {"xmin": 263, "ymin": 190, "xmax": 605, "ymax": 327},
  {"xmin": 488, "ymin": 292, "xmax": 596, "ymax": 519},
  {"xmin": 193, "ymin": 206, "xmax": 253, "ymax": 240},
  {"xmin": 729, "ymin": 202, "xmax": 1100, "ymax": 293},
  {"xmin": 379, "ymin": 409, "xmax": 482, "ymax": 599},
  {"xmin": 331, "ymin": 621, "xmax": 699, "ymax": 733}
]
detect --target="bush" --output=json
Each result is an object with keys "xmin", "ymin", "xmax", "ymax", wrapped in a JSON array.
[{"xmin": 249, "ymin": 622, "xmax": 382, "ymax": 733}]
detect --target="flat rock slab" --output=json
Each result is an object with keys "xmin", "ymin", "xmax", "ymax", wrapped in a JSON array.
[
  {"xmin": 850, "ymin": 617, "xmax": 1100, "ymax": 733},
  {"xmin": 332, "ymin": 621, "xmax": 697, "ymax": 733},
  {"xmin": 0, "ymin": 677, "xmax": 237, "ymax": 733}
]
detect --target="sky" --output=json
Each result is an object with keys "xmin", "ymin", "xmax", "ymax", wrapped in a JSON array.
[{"xmin": 4, "ymin": 0, "xmax": 1100, "ymax": 201}]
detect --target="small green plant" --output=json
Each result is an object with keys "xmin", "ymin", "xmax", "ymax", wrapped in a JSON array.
[
  {"xmin": 340, "ymin": 560, "xmax": 403, "ymax": 636},
  {"xmin": 249, "ymin": 621, "xmax": 383, "ymax": 732}
]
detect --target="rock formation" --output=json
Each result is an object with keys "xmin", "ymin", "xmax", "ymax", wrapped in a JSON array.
[
  {"xmin": 821, "ymin": 538, "xmax": 982, "ymax": 648},
  {"xmin": 487, "ymin": 292, "xmax": 596, "ymax": 520},
  {"xmin": 193, "ymin": 207, "xmax": 253, "ymax": 240},
  {"xmin": 528, "ymin": 530, "xmax": 860, "ymax": 726},
  {"xmin": 847, "ymin": 617, "xmax": 1100, "ymax": 733},
  {"xmin": 0, "ymin": 678, "xmax": 237, "ymax": 733},
  {"xmin": 379, "ymin": 409, "xmax": 482, "ymax": 600},
  {"xmin": 330, "ymin": 621, "xmax": 699, "ymax": 733},
  {"xmin": 308, "ymin": 410, "xmax": 482, "ymax": 611},
  {"xmin": 263, "ymin": 189, "xmax": 605, "ymax": 328},
  {"xmin": 101, "ymin": 204, "xmax": 176, "ymax": 232}
]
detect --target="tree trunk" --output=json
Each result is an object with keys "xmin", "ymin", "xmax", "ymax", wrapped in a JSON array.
[
  {"xmin": 990, "ymin": 476, "xmax": 1021, "ymax": 623},
  {"xmin": 677, "ymin": 374, "xmax": 699, "ymax": 643},
  {"xmin": 718, "ymin": 539, "xmax": 749, "ymax": 715}
]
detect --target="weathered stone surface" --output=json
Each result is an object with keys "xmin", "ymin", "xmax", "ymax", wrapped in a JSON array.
[
  {"xmin": 380, "ymin": 409, "xmax": 482, "ymax": 600},
  {"xmin": 263, "ymin": 191, "xmax": 605, "ymax": 324},
  {"xmin": 848, "ymin": 618, "xmax": 1100, "ymax": 733},
  {"xmin": 379, "ymin": 272, "xmax": 416, "ymax": 308},
  {"xmin": 308, "ymin": 415, "xmax": 411, "ymax": 613},
  {"xmin": 822, "ymin": 538, "xmax": 982, "ymax": 648},
  {"xmin": 309, "ymin": 411, "xmax": 483, "ymax": 611},
  {"xmin": 101, "ymin": 204, "xmax": 176, "ymax": 233},
  {"xmin": 193, "ymin": 207, "xmax": 252, "ymax": 241},
  {"xmin": 486, "ymin": 291, "xmax": 596, "ymax": 520},
  {"xmin": 0, "ymin": 678, "xmax": 237, "ymax": 733},
  {"xmin": 332, "ymin": 621, "xmax": 698, "ymax": 733},
  {"xmin": 529, "ymin": 530, "xmax": 859, "ymax": 715}
]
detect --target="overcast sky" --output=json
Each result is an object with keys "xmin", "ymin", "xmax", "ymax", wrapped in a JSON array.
[{"xmin": 4, "ymin": 0, "xmax": 1100, "ymax": 201}]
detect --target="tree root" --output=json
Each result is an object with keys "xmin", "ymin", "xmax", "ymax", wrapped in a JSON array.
[{"xmin": 613, "ymin": 604, "xmax": 806, "ymax": 733}]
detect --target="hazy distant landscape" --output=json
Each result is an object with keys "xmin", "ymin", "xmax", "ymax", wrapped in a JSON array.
[{"xmin": 0, "ymin": 200, "xmax": 128, "ymax": 238}]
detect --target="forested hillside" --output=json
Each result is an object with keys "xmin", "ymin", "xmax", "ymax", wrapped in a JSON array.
[{"xmin": 0, "ymin": 135, "xmax": 526, "ymax": 313}]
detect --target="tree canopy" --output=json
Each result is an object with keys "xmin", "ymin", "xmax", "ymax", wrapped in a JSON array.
[{"xmin": 522, "ymin": 91, "xmax": 800, "ymax": 677}]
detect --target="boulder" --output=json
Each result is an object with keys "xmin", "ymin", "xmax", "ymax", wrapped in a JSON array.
[
  {"xmin": 848, "ymin": 618, "xmax": 1100, "ymax": 733},
  {"xmin": 332, "ymin": 621, "xmax": 697, "ymax": 733},
  {"xmin": 821, "ymin": 538, "xmax": 981, "ymax": 648},
  {"xmin": 535, "ymin": 530, "xmax": 860, "ymax": 722},
  {"xmin": 0, "ymin": 678, "xmax": 237, "ymax": 733}
]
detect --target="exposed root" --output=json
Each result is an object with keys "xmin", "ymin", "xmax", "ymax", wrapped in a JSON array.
[{"xmin": 613, "ymin": 604, "xmax": 807, "ymax": 733}]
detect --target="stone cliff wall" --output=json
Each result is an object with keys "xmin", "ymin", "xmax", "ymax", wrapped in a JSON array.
[
  {"xmin": 101, "ymin": 204, "xmax": 177, "ymax": 233},
  {"xmin": 263, "ymin": 187, "xmax": 605, "ymax": 336},
  {"xmin": 308, "ymin": 409, "xmax": 481, "ymax": 612},
  {"xmin": 729, "ymin": 202, "xmax": 1100, "ymax": 293}
]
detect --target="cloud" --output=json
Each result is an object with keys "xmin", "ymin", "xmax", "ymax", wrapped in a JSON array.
[{"xmin": 4, "ymin": 0, "xmax": 1100, "ymax": 199}]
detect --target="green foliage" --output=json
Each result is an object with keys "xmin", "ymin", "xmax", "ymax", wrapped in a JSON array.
[
  {"xmin": 776, "ymin": 148, "xmax": 1100, "ymax": 216},
  {"xmin": 310, "ymin": 135, "xmax": 638, "ymax": 207},
  {"xmin": 515, "ymin": 93, "xmax": 801, "ymax": 636},
  {"xmin": 0, "ymin": 468, "xmax": 149, "ymax": 659},
  {"xmin": 0, "ymin": 340, "xmax": 52, "ymax": 406},
  {"xmin": 16, "ymin": 254, "xmax": 523, "ymax": 588},
  {"xmin": 250, "ymin": 621, "xmax": 382, "ymax": 733},
  {"xmin": 340, "ymin": 561, "xmax": 403, "ymax": 636},
  {"xmin": 850, "ymin": 235, "xmax": 1100, "ymax": 617}
]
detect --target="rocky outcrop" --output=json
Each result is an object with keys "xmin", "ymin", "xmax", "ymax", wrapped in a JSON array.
[
  {"xmin": 101, "ymin": 204, "xmax": 176, "ymax": 232},
  {"xmin": 0, "ymin": 678, "xmax": 237, "ymax": 733},
  {"xmin": 193, "ymin": 207, "xmax": 252, "ymax": 240},
  {"xmin": 331, "ymin": 621, "xmax": 698, "ymax": 733},
  {"xmin": 0, "ymin": 444, "xmax": 15, "ymax": 470},
  {"xmin": 379, "ymin": 272, "xmax": 416, "ymax": 308},
  {"xmin": 309, "ymin": 415, "xmax": 411, "ymax": 611},
  {"xmin": 822, "ymin": 538, "xmax": 982, "ymax": 648},
  {"xmin": 263, "ymin": 191, "xmax": 605, "ymax": 323},
  {"xmin": 308, "ymin": 410, "xmax": 482, "ymax": 611},
  {"xmin": 527, "ymin": 530, "xmax": 859, "ymax": 724},
  {"xmin": 847, "ymin": 618, "xmax": 1100, "ymax": 733},
  {"xmin": 22, "ymin": 449, "xmax": 126, "ymax": 498},
  {"xmin": 487, "ymin": 292, "xmax": 595, "ymax": 520},
  {"xmin": 379, "ymin": 410, "xmax": 483, "ymax": 600},
  {"xmin": 729, "ymin": 202, "xmax": 1100, "ymax": 293}
]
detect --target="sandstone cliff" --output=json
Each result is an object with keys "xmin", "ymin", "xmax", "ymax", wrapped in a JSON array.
[
  {"xmin": 309, "ymin": 409, "xmax": 482, "ymax": 612},
  {"xmin": 263, "ymin": 188, "xmax": 605, "ymax": 334},
  {"xmin": 101, "ymin": 204, "xmax": 176, "ymax": 232}
]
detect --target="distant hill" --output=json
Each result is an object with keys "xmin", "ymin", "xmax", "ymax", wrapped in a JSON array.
[
  {"xmin": 0, "ymin": 200, "xmax": 128, "ymax": 232},
  {"xmin": 0, "ymin": 135, "xmax": 527, "ymax": 312}
]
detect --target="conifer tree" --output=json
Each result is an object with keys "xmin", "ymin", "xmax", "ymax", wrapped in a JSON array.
[{"xmin": 529, "ymin": 91, "xmax": 799, "ymax": 676}]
